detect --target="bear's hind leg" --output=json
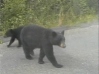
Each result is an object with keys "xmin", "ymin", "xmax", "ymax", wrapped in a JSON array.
[
  {"xmin": 38, "ymin": 48, "xmax": 45, "ymax": 64},
  {"xmin": 30, "ymin": 49, "xmax": 35, "ymax": 56},
  {"xmin": 23, "ymin": 46, "xmax": 33, "ymax": 60}
]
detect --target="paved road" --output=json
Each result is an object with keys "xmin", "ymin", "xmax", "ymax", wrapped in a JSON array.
[{"xmin": 0, "ymin": 22, "xmax": 98, "ymax": 74}]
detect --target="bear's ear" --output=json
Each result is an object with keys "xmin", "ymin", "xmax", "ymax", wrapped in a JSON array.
[
  {"xmin": 52, "ymin": 31, "xmax": 57, "ymax": 37},
  {"xmin": 61, "ymin": 30, "xmax": 64, "ymax": 35}
]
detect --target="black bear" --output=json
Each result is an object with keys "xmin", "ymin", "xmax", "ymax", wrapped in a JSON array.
[
  {"xmin": 20, "ymin": 25, "xmax": 66, "ymax": 68},
  {"xmin": 4, "ymin": 26, "xmax": 24, "ymax": 47}
]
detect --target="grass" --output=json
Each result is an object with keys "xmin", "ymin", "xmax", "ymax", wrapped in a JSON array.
[
  {"xmin": 0, "ymin": 13, "xmax": 97, "ymax": 33},
  {"xmin": 0, "ymin": 40, "xmax": 3, "ymax": 44},
  {"xmin": 49, "ymin": 14, "xmax": 97, "ymax": 28},
  {"xmin": 0, "ymin": 31, "xmax": 3, "ymax": 36},
  {"xmin": 63, "ymin": 14, "xmax": 98, "ymax": 27}
]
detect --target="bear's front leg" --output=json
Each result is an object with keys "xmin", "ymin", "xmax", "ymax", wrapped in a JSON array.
[
  {"xmin": 43, "ymin": 44, "xmax": 63, "ymax": 68},
  {"xmin": 23, "ymin": 46, "xmax": 33, "ymax": 60},
  {"xmin": 16, "ymin": 37, "xmax": 21, "ymax": 47}
]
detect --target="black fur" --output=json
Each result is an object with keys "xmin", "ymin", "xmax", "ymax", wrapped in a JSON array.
[
  {"xmin": 4, "ymin": 26, "xmax": 24, "ymax": 47},
  {"xmin": 20, "ymin": 25, "xmax": 66, "ymax": 68}
]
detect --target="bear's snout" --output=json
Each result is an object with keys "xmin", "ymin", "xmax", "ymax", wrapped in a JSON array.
[{"xmin": 60, "ymin": 43, "xmax": 66, "ymax": 48}]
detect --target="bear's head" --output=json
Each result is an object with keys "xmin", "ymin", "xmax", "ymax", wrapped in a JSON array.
[
  {"xmin": 50, "ymin": 30, "xmax": 66, "ymax": 48},
  {"xmin": 4, "ymin": 29, "xmax": 14, "ymax": 38}
]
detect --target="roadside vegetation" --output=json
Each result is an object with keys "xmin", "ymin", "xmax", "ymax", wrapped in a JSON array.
[{"xmin": 0, "ymin": 0, "xmax": 98, "ymax": 33}]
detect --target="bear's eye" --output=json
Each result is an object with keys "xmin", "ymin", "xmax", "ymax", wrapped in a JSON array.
[{"xmin": 55, "ymin": 37, "xmax": 62, "ymax": 44}]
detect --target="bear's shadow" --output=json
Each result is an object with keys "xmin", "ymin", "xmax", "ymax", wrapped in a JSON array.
[{"xmin": 6, "ymin": 45, "xmax": 95, "ymax": 73}]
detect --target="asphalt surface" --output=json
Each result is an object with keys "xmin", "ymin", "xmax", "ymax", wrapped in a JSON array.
[{"xmin": 0, "ymin": 21, "xmax": 98, "ymax": 74}]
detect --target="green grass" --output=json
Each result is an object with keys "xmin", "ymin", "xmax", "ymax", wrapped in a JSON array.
[
  {"xmin": 63, "ymin": 14, "xmax": 97, "ymax": 27},
  {"xmin": 0, "ymin": 40, "xmax": 3, "ymax": 44},
  {"xmin": 41, "ymin": 14, "xmax": 98, "ymax": 28},
  {"xmin": 0, "ymin": 31, "xmax": 3, "ymax": 36},
  {"xmin": 0, "ymin": 13, "xmax": 97, "ymax": 37}
]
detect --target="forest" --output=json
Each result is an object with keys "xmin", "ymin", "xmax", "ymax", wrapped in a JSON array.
[{"xmin": 0, "ymin": 0, "xmax": 98, "ymax": 31}]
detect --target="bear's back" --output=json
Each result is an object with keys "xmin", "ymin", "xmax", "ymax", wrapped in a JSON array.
[
  {"xmin": 22, "ymin": 25, "xmax": 47, "ymax": 37},
  {"xmin": 20, "ymin": 25, "xmax": 50, "ymax": 47}
]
